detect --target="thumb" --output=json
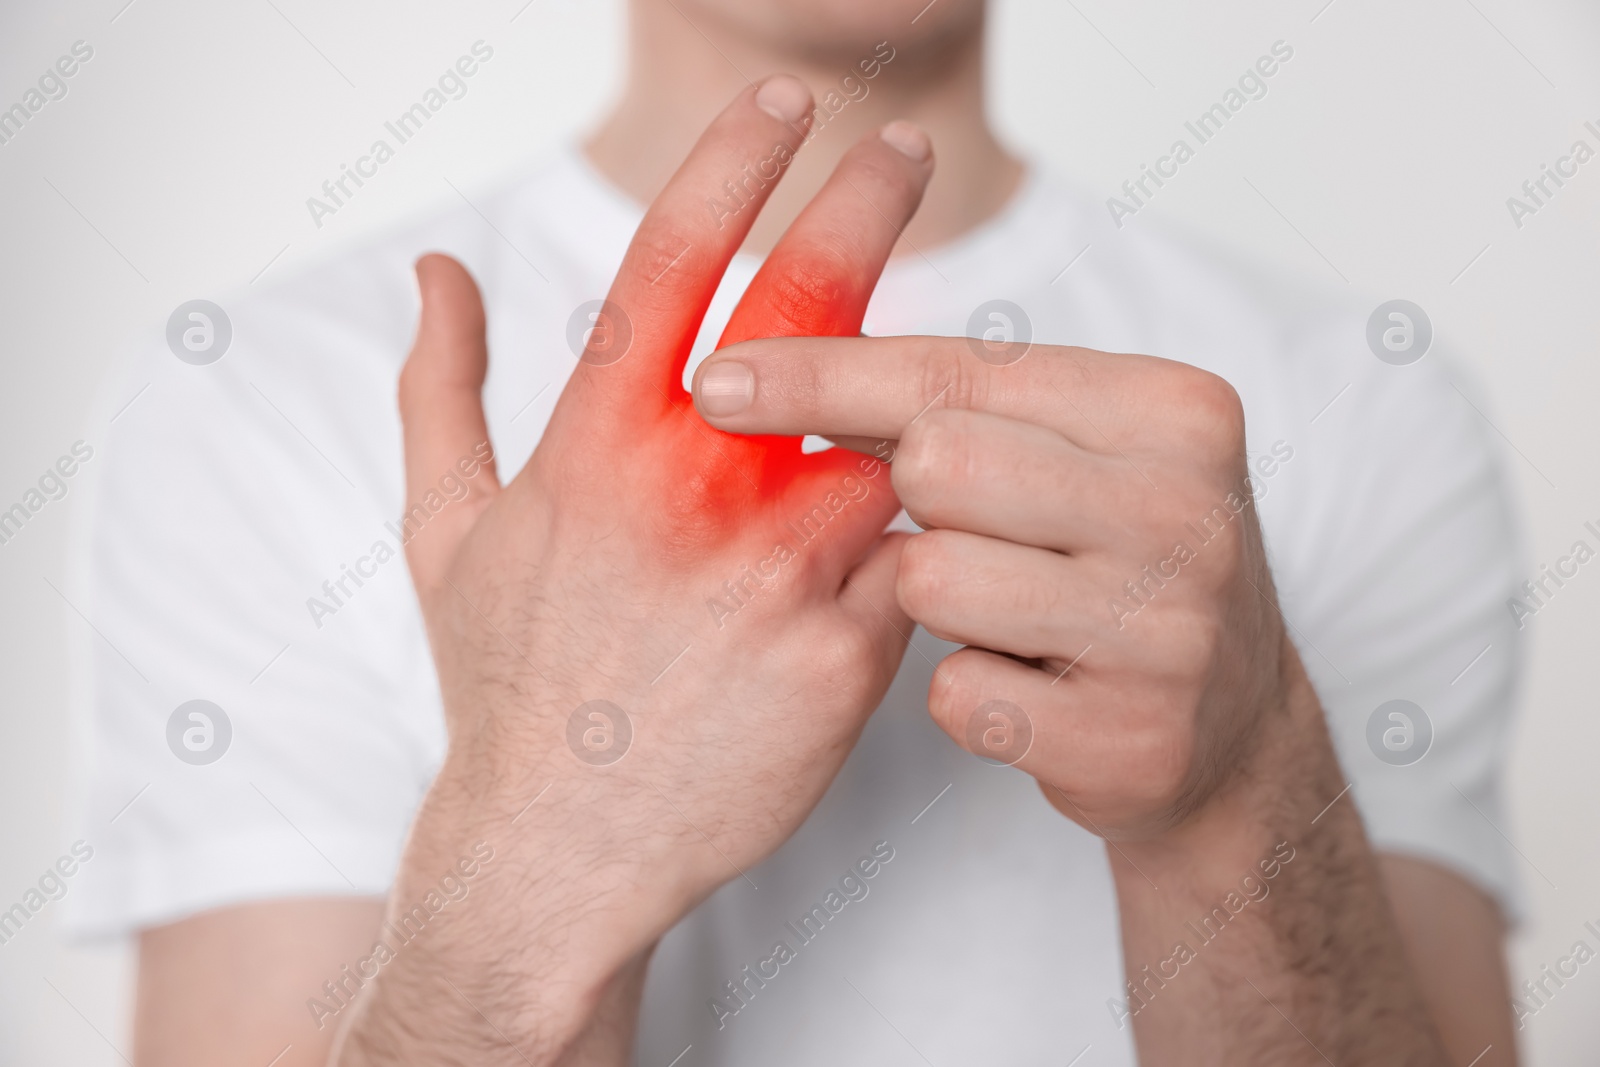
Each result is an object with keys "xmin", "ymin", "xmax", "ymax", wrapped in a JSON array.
[
  {"xmin": 837, "ymin": 530, "xmax": 914, "ymax": 670},
  {"xmin": 397, "ymin": 253, "xmax": 500, "ymax": 594}
]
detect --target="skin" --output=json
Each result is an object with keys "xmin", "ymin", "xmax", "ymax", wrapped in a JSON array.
[
  {"xmin": 335, "ymin": 83, "xmax": 931, "ymax": 1064},
  {"xmin": 692, "ymin": 330, "xmax": 1517, "ymax": 1064},
  {"xmin": 131, "ymin": 3, "xmax": 1517, "ymax": 1065},
  {"xmin": 586, "ymin": 0, "xmax": 1022, "ymax": 256}
]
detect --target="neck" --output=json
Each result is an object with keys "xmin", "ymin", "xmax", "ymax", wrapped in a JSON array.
[{"xmin": 585, "ymin": 1, "xmax": 1024, "ymax": 256}]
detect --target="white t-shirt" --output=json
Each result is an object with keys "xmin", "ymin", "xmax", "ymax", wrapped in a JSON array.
[{"xmin": 65, "ymin": 147, "xmax": 1523, "ymax": 1065}]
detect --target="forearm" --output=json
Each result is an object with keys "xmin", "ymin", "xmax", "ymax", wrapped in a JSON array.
[
  {"xmin": 1109, "ymin": 658, "xmax": 1449, "ymax": 1066},
  {"xmin": 331, "ymin": 758, "xmax": 680, "ymax": 1066}
]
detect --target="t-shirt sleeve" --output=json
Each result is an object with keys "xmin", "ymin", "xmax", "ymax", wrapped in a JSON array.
[
  {"xmin": 61, "ymin": 264, "xmax": 447, "ymax": 938},
  {"xmin": 1261, "ymin": 311, "xmax": 1526, "ymax": 921}
]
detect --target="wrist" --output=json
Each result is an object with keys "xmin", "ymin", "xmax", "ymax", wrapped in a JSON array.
[
  {"xmin": 418, "ymin": 751, "xmax": 700, "ymax": 949},
  {"xmin": 1100, "ymin": 649, "xmax": 1448, "ymax": 1063},
  {"xmin": 428, "ymin": 691, "xmax": 712, "ymax": 930},
  {"xmin": 335, "ymin": 754, "xmax": 691, "ymax": 1063}
]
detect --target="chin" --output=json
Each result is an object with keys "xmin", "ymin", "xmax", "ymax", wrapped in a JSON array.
[{"xmin": 674, "ymin": 0, "xmax": 986, "ymax": 58}]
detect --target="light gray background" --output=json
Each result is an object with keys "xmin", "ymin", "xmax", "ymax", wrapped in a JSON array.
[{"xmin": 2, "ymin": 0, "xmax": 1597, "ymax": 1062}]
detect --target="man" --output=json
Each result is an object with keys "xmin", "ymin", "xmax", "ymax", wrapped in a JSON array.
[{"xmin": 67, "ymin": 1, "xmax": 1522, "ymax": 1063}]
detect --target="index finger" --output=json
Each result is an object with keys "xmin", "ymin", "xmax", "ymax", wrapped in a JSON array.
[{"xmin": 690, "ymin": 334, "xmax": 1232, "ymax": 455}]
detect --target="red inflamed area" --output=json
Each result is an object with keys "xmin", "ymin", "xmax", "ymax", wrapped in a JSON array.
[
  {"xmin": 709, "ymin": 240, "xmax": 881, "ymax": 487},
  {"xmin": 548, "ymin": 89, "xmax": 924, "ymax": 570},
  {"xmin": 628, "ymin": 241, "xmax": 894, "ymax": 563}
]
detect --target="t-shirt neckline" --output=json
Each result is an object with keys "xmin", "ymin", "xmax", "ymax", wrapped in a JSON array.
[{"xmin": 562, "ymin": 142, "xmax": 1048, "ymax": 282}]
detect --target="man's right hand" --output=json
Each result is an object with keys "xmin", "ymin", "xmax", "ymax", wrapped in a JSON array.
[{"xmin": 332, "ymin": 77, "xmax": 935, "ymax": 1064}]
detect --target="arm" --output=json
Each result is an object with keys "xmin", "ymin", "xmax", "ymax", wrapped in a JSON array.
[
  {"xmin": 134, "ymin": 900, "xmax": 654, "ymax": 1067},
  {"xmin": 133, "ymin": 78, "xmax": 936, "ymax": 1067},
  {"xmin": 1107, "ymin": 726, "xmax": 1517, "ymax": 1064},
  {"xmin": 134, "ymin": 899, "xmax": 383, "ymax": 1067},
  {"xmin": 1104, "ymin": 658, "xmax": 1459, "ymax": 1064},
  {"xmin": 691, "ymin": 333, "xmax": 1515, "ymax": 1064},
  {"xmin": 326, "ymin": 80, "xmax": 937, "ymax": 1063},
  {"xmin": 1381, "ymin": 853, "xmax": 1516, "ymax": 1067}
]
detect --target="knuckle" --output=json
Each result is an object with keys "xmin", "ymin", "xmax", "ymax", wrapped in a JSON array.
[
  {"xmin": 892, "ymin": 410, "xmax": 971, "ymax": 512},
  {"xmin": 626, "ymin": 224, "xmax": 697, "ymax": 296},
  {"xmin": 814, "ymin": 623, "xmax": 878, "ymax": 684},
  {"xmin": 759, "ymin": 259, "xmax": 852, "ymax": 334},
  {"xmin": 918, "ymin": 338, "xmax": 989, "ymax": 418},
  {"xmin": 895, "ymin": 531, "xmax": 954, "ymax": 619},
  {"xmin": 924, "ymin": 646, "xmax": 990, "ymax": 734},
  {"xmin": 1170, "ymin": 366, "xmax": 1246, "ymax": 455},
  {"xmin": 1018, "ymin": 569, "xmax": 1073, "ymax": 625}
]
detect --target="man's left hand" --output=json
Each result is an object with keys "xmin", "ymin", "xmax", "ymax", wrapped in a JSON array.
[
  {"xmin": 692, "ymin": 334, "xmax": 1291, "ymax": 841},
  {"xmin": 692, "ymin": 333, "xmax": 1465, "ymax": 1065}
]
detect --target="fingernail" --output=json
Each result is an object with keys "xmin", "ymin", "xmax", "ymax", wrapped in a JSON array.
[
  {"xmin": 756, "ymin": 75, "xmax": 811, "ymax": 124},
  {"xmin": 879, "ymin": 120, "xmax": 931, "ymax": 163},
  {"xmin": 698, "ymin": 361, "xmax": 755, "ymax": 417}
]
